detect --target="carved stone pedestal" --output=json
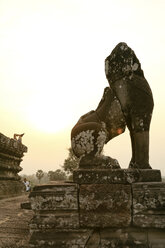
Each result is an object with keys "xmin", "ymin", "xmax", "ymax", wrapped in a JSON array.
[
  {"xmin": 29, "ymin": 182, "xmax": 91, "ymax": 248},
  {"xmin": 29, "ymin": 167, "xmax": 165, "ymax": 248}
]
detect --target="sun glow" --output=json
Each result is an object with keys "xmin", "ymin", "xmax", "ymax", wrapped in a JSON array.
[
  {"xmin": 0, "ymin": 10, "xmax": 82, "ymax": 134},
  {"xmin": 26, "ymin": 92, "xmax": 73, "ymax": 133}
]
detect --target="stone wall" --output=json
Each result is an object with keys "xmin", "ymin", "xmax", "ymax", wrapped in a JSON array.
[
  {"xmin": 0, "ymin": 133, "xmax": 27, "ymax": 198},
  {"xmin": 29, "ymin": 167, "xmax": 165, "ymax": 248}
]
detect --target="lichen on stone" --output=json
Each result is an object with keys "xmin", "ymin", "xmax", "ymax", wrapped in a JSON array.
[{"xmin": 71, "ymin": 130, "xmax": 95, "ymax": 157}]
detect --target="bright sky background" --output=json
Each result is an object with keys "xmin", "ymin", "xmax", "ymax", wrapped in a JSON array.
[{"xmin": 0, "ymin": 0, "xmax": 165, "ymax": 175}]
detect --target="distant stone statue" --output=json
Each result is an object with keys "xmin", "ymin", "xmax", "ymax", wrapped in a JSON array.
[
  {"xmin": 71, "ymin": 87, "xmax": 126, "ymax": 168},
  {"xmin": 105, "ymin": 42, "xmax": 154, "ymax": 169}
]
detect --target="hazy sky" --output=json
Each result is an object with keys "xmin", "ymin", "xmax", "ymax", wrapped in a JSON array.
[{"xmin": 0, "ymin": 0, "xmax": 165, "ymax": 175}]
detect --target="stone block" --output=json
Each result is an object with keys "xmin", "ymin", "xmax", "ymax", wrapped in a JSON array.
[
  {"xmin": 30, "ymin": 182, "xmax": 78, "ymax": 211},
  {"xmin": 20, "ymin": 201, "xmax": 31, "ymax": 209},
  {"xmin": 85, "ymin": 229, "xmax": 100, "ymax": 248},
  {"xmin": 73, "ymin": 169, "xmax": 161, "ymax": 184},
  {"xmin": 29, "ymin": 229, "xmax": 92, "ymax": 248},
  {"xmin": 29, "ymin": 182, "xmax": 80, "ymax": 231},
  {"xmin": 79, "ymin": 184, "xmax": 131, "ymax": 227},
  {"xmin": 132, "ymin": 182, "xmax": 165, "ymax": 228},
  {"xmin": 100, "ymin": 227, "xmax": 152, "ymax": 248},
  {"xmin": 30, "ymin": 212, "xmax": 79, "ymax": 230},
  {"xmin": 148, "ymin": 230, "xmax": 165, "ymax": 248}
]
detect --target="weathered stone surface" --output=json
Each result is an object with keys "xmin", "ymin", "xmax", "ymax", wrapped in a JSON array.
[
  {"xmin": 30, "ymin": 212, "xmax": 79, "ymax": 230},
  {"xmin": 73, "ymin": 169, "xmax": 161, "ymax": 184},
  {"xmin": 20, "ymin": 201, "xmax": 31, "ymax": 209},
  {"xmin": 85, "ymin": 229, "xmax": 100, "ymax": 248},
  {"xmin": 79, "ymin": 184, "xmax": 131, "ymax": 227},
  {"xmin": 30, "ymin": 182, "xmax": 78, "ymax": 211},
  {"xmin": 100, "ymin": 228, "xmax": 147, "ymax": 248},
  {"xmin": 0, "ymin": 180, "xmax": 24, "ymax": 199},
  {"xmin": 0, "ymin": 133, "xmax": 27, "ymax": 156},
  {"xmin": 105, "ymin": 42, "xmax": 154, "ymax": 169},
  {"xmin": 79, "ymin": 155, "xmax": 120, "ymax": 169},
  {"xmin": 0, "ymin": 133, "xmax": 27, "ymax": 198},
  {"xmin": 100, "ymin": 228, "xmax": 165, "ymax": 248},
  {"xmin": 29, "ymin": 229, "xmax": 92, "ymax": 248},
  {"xmin": 29, "ymin": 179, "xmax": 165, "ymax": 247},
  {"xmin": 148, "ymin": 229, "xmax": 165, "ymax": 248},
  {"xmin": 0, "ymin": 169, "xmax": 21, "ymax": 180},
  {"xmin": 132, "ymin": 182, "xmax": 165, "ymax": 228},
  {"xmin": 71, "ymin": 87, "xmax": 126, "ymax": 162},
  {"xmin": 29, "ymin": 182, "xmax": 80, "ymax": 231}
]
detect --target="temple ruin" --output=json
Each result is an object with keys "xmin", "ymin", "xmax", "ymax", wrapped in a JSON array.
[{"xmin": 0, "ymin": 133, "xmax": 27, "ymax": 199}]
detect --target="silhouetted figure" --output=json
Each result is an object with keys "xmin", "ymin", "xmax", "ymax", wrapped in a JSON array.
[{"xmin": 14, "ymin": 133, "xmax": 25, "ymax": 143}]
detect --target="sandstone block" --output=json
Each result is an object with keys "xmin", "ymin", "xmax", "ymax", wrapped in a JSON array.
[
  {"xmin": 29, "ymin": 182, "xmax": 80, "ymax": 231},
  {"xmin": 30, "ymin": 212, "xmax": 79, "ymax": 230},
  {"xmin": 148, "ymin": 229, "xmax": 165, "ymax": 248},
  {"xmin": 30, "ymin": 182, "xmax": 78, "ymax": 211},
  {"xmin": 100, "ymin": 227, "xmax": 165, "ymax": 248},
  {"xmin": 73, "ymin": 169, "xmax": 161, "ymax": 184},
  {"xmin": 132, "ymin": 182, "xmax": 165, "ymax": 228},
  {"xmin": 79, "ymin": 184, "xmax": 131, "ymax": 227},
  {"xmin": 29, "ymin": 229, "xmax": 92, "ymax": 248}
]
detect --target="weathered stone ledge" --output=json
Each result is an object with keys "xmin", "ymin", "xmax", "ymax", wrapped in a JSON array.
[
  {"xmin": 0, "ymin": 133, "xmax": 27, "ymax": 157},
  {"xmin": 29, "ymin": 226, "xmax": 165, "ymax": 248},
  {"xmin": 0, "ymin": 163, "xmax": 22, "ymax": 172},
  {"xmin": 73, "ymin": 169, "xmax": 162, "ymax": 184},
  {"xmin": 0, "ymin": 174, "xmax": 20, "ymax": 180}
]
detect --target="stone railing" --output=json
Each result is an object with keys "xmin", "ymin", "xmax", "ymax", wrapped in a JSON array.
[
  {"xmin": 0, "ymin": 133, "xmax": 27, "ymax": 198},
  {"xmin": 29, "ymin": 166, "xmax": 165, "ymax": 248}
]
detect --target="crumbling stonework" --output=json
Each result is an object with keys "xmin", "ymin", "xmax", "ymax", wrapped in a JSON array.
[
  {"xmin": 79, "ymin": 184, "xmax": 131, "ymax": 228},
  {"xmin": 30, "ymin": 182, "xmax": 79, "ymax": 231},
  {"xmin": 0, "ymin": 133, "xmax": 27, "ymax": 198},
  {"xmin": 29, "ymin": 168, "xmax": 165, "ymax": 248},
  {"xmin": 132, "ymin": 182, "xmax": 165, "ymax": 228}
]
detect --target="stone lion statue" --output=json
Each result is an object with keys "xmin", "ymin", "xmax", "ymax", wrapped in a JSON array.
[
  {"xmin": 105, "ymin": 42, "xmax": 154, "ymax": 169},
  {"xmin": 71, "ymin": 87, "xmax": 126, "ymax": 168},
  {"xmin": 71, "ymin": 42, "xmax": 154, "ymax": 169}
]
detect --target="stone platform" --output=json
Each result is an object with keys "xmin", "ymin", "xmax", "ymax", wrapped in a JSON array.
[{"xmin": 29, "ymin": 168, "xmax": 165, "ymax": 248}]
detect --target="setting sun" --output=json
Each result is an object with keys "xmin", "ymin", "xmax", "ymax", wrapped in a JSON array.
[{"xmin": 26, "ymin": 92, "xmax": 73, "ymax": 133}]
